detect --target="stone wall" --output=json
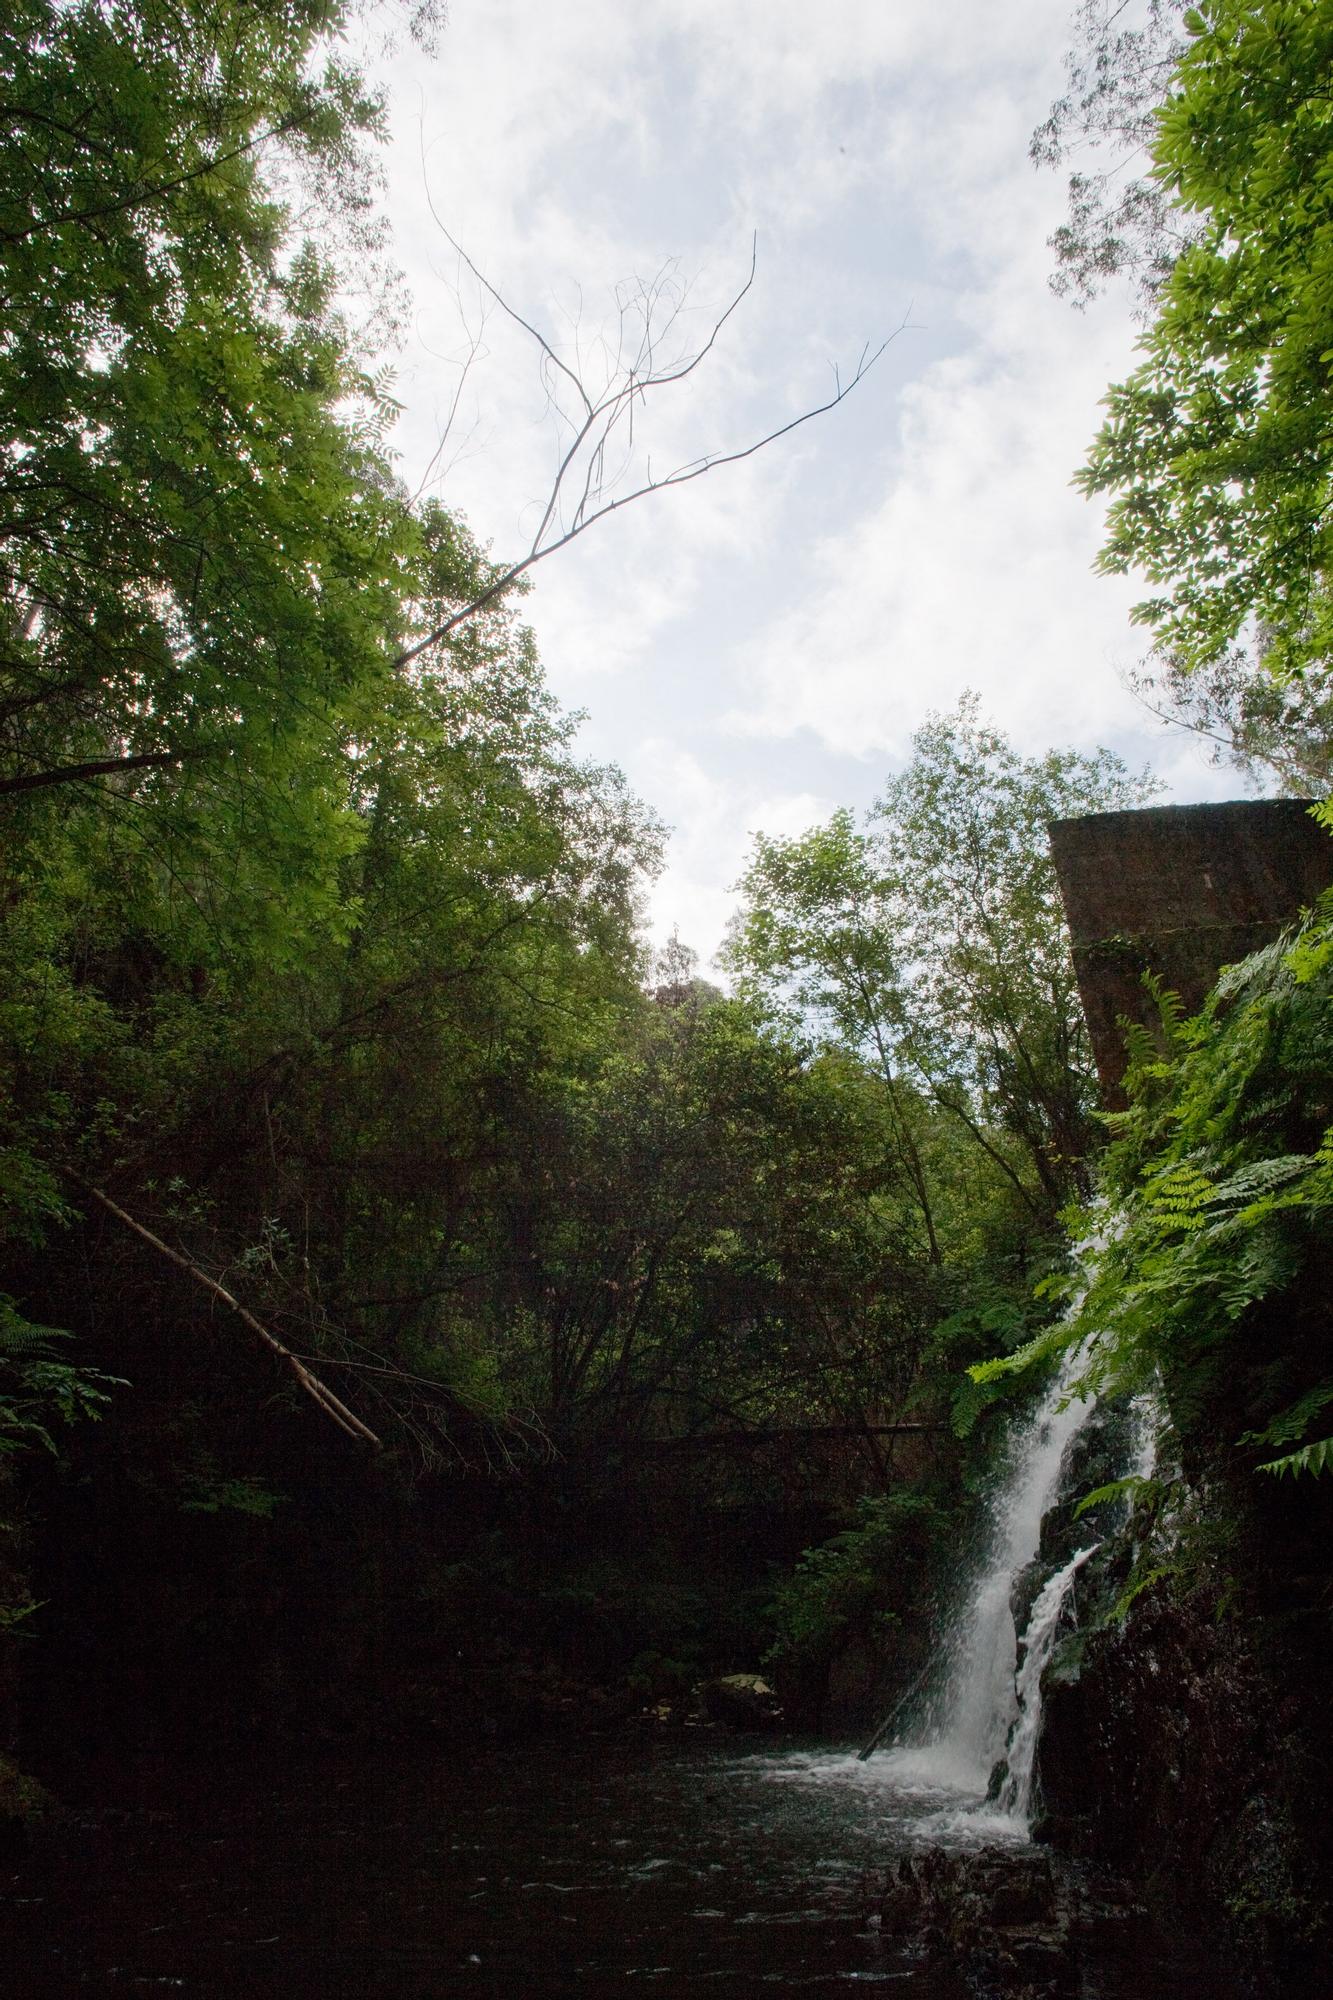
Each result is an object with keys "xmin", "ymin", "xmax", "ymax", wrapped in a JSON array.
[{"xmin": 1048, "ymin": 799, "xmax": 1333, "ymax": 1104}]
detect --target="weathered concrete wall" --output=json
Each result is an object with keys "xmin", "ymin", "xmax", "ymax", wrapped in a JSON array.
[{"xmin": 1048, "ymin": 799, "xmax": 1333, "ymax": 1104}]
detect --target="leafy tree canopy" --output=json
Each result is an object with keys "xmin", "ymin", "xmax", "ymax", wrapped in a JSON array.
[
  {"xmin": 1034, "ymin": 0, "xmax": 1191, "ymax": 311},
  {"xmin": 1124, "ymin": 646, "xmax": 1333, "ymax": 795},
  {"xmin": 1077, "ymin": 0, "xmax": 1333, "ymax": 684},
  {"xmin": 725, "ymin": 698, "xmax": 1156, "ymax": 1235},
  {"xmin": 1, "ymin": 0, "xmax": 413, "ymax": 829}
]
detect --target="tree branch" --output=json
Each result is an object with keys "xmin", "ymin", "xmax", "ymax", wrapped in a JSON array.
[
  {"xmin": 0, "ymin": 123, "xmax": 283, "ymax": 247},
  {"xmin": 0, "ymin": 749, "xmax": 192, "ymax": 797},
  {"xmin": 394, "ymin": 231, "xmax": 905, "ymax": 671},
  {"xmin": 72, "ymin": 1177, "xmax": 383, "ymax": 1451}
]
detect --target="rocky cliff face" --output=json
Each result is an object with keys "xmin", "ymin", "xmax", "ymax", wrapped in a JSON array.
[
  {"xmin": 1035, "ymin": 1545, "xmax": 1331, "ymax": 1985},
  {"xmin": 1036, "ymin": 801, "xmax": 1333, "ymax": 1987}
]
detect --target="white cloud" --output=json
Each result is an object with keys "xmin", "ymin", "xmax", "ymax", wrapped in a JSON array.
[
  {"xmin": 368, "ymin": 0, "xmax": 1246, "ymax": 958},
  {"xmin": 724, "ymin": 297, "xmax": 1150, "ymax": 763},
  {"xmin": 630, "ymin": 737, "xmax": 835, "ymax": 964}
]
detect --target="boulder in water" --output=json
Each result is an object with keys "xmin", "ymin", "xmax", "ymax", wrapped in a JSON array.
[{"xmin": 695, "ymin": 1673, "xmax": 783, "ymax": 1730}]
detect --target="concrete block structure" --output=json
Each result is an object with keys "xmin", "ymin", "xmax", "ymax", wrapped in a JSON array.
[{"xmin": 1049, "ymin": 800, "xmax": 1333, "ymax": 1105}]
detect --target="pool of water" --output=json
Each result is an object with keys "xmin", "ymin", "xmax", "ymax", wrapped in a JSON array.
[{"xmin": 0, "ymin": 1737, "xmax": 1241, "ymax": 1996}]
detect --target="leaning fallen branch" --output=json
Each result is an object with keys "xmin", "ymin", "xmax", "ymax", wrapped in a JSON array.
[
  {"xmin": 857, "ymin": 1654, "xmax": 936, "ymax": 1761},
  {"xmin": 71, "ymin": 1177, "xmax": 383, "ymax": 1451}
]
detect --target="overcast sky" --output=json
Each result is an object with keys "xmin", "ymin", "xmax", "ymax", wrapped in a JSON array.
[{"xmin": 367, "ymin": 0, "xmax": 1245, "ymax": 967}]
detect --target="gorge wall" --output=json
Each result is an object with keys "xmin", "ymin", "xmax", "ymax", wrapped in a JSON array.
[{"xmin": 1036, "ymin": 798, "xmax": 1333, "ymax": 1987}]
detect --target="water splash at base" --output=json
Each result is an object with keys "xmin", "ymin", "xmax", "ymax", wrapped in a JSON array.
[
  {"xmin": 890, "ymin": 1349, "xmax": 1095, "ymax": 1809},
  {"xmin": 854, "ymin": 1338, "xmax": 1109, "ymax": 1838}
]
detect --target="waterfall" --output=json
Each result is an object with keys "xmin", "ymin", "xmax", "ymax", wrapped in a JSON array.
[
  {"xmin": 986, "ymin": 1391, "xmax": 1156, "ymax": 1823},
  {"xmin": 878, "ymin": 1346, "xmax": 1097, "ymax": 1819},
  {"xmin": 993, "ymin": 1542, "xmax": 1098, "ymax": 1821}
]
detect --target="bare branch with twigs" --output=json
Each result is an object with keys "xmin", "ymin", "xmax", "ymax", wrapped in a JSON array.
[{"xmin": 395, "ymin": 222, "xmax": 907, "ymax": 671}]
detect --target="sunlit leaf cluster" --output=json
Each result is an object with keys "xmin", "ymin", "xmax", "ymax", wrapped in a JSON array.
[{"xmin": 1079, "ymin": 0, "xmax": 1333, "ymax": 681}]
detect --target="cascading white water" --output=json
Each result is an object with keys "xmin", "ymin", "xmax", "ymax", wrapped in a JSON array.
[
  {"xmin": 983, "ymin": 1392, "xmax": 1155, "ymax": 1826},
  {"xmin": 1127, "ymin": 1389, "xmax": 1161, "ymax": 1484},
  {"xmin": 881, "ymin": 1345, "xmax": 1096, "ymax": 1804},
  {"xmin": 993, "ymin": 1542, "xmax": 1098, "ymax": 1822}
]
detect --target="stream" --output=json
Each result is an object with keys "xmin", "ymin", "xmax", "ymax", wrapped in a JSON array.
[
  {"xmin": 2, "ymin": 1734, "xmax": 1240, "ymax": 1997},
  {"xmin": 1, "ymin": 1310, "xmax": 1234, "ymax": 1995}
]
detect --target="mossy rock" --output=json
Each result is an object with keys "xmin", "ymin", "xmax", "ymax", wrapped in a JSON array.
[
  {"xmin": 0, "ymin": 1754, "xmax": 59, "ymax": 1855},
  {"xmin": 696, "ymin": 1673, "xmax": 783, "ymax": 1729}
]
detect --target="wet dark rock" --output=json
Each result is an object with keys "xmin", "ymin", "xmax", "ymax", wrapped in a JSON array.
[
  {"xmin": 1009, "ymin": 1559, "xmax": 1047, "ymax": 1640},
  {"xmin": 876, "ymin": 1845, "xmax": 1192, "ymax": 1999},
  {"xmin": 1036, "ymin": 1403, "xmax": 1134, "ymax": 1576},
  {"xmin": 0, "ymin": 1752, "xmax": 63, "ymax": 1861},
  {"xmin": 1035, "ymin": 1580, "xmax": 1331, "ymax": 1985},
  {"xmin": 879, "ymin": 1845, "xmax": 1079, "ymax": 1997}
]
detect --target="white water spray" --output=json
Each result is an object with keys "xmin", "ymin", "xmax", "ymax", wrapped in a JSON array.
[
  {"xmin": 994, "ymin": 1541, "xmax": 1098, "ymax": 1822},
  {"xmin": 881, "ymin": 1347, "xmax": 1097, "ymax": 1813}
]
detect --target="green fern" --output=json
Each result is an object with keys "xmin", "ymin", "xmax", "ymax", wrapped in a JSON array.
[
  {"xmin": 1074, "ymin": 1474, "xmax": 1155, "ymax": 1520},
  {"xmin": 1213, "ymin": 936, "xmax": 1291, "ymax": 1002},
  {"xmin": 1139, "ymin": 971, "xmax": 1189, "ymax": 1036},
  {"xmin": 0, "ymin": 1295, "xmax": 124, "ymax": 1457},
  {"xmin": 1120, "ymin": 1016, "xmax": 1166, "ymax": 1079},
  {"xmin": 981, "ymin": 906, "xmax": 1333, "ymax": 1492},
  {"xmin": 1258, "ymin": 1436, "xmax": 1333, "ymax": 1481},
  {"xmin": 1110, "ymin": 1563, "xmax": 1179, "ymax": 1623},
  {"xmin": 1244, "ymin": 1379, "xmax": 1333, "ymax": 1452},
  {"xmin": 0, "ymin": 1297, "xmax": 70, "ymax": 1355},
  {"xmin": 967, "ymin": 1319, "xmax": 1068, "ymax": 1386},
  {"xmin": 1140, "ymin": 1159, "xmax": 1212, "ymax": 1230},
  {"xmin": 1206, "ymin": 1155, "xmax": 1312, "ymax": 1211}
]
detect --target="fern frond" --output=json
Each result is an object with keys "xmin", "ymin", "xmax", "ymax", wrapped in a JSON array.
[
  {"xmin": 1246, "ymin": 1379, "xmax": 1333, "ymax": 1452},
  {"xmin": 1213, "ymin": 936, "xmax": 1291, "ymax": 1003},
  {"xmin": 1120, "ymin": 1017, "xmax": 1163, "ymax": 1074},
  {"xmin": 1074, "ymin": 1474, "xmax": 1153, "ymax": 1520},
  {"xmin": 1139, "ymin": 971, "xmax": 1188, "ymax": 1037},
  {"xmin": 1258, "ymin": 1436, "xmax": 1333, "ymax": 1480},
  {"xmin": 1140, "ymin": 1159, "xmax": 1212, "ymax": 1230},
  {"xmin": 0, "ymin": 1298, "xmax": 69, "ymax": 1357},
  {"xmin": 1111, "ymin": 1563, "xmax": 1178, "ymax": 1622},
  {"xmin": 967, "ymin": 1320, "xmax": 1069, "ymax": 1385},
  {"xmin": 1207, "ymin": 1155, "xmax": 1311, "ymax": 1210}
]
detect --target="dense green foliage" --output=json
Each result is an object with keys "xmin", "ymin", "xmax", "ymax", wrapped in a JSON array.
[
  {"xmin": 4, "ymin": 0, "xmax": 1326, "ymax": 1796},
  {"xmin": 975, "ymin": 908, "xmax": 1333, "ymax": 1490},
  {"xmin": 1077, "ymin": 0, "xmax": 1333, "ymax": 685},
  {"xmin": 2, "ymin": 0, "xmax": 1107, "ymax": 1753},
  {"xmin": 1040, "ymin": 0, "xmax": 1333, "ymax": 1497},
  {"xmin": 2, "ymin": 0, "xmax": 406, "ymax": 812},
  {"xmin": 725, "ymin": 699, "xmax": 1155, "ymax": 1239},
  {"xmin": 0, "ymin": 1300, "xmax": 121, "ymax": 1460},
  {"xmin": 764, "ymin": 1491, "xmax": 946, "ymax": 1695},
  {"xmin": 0, "ymin": 0, "xmax": 657, "ymax": 1443}
]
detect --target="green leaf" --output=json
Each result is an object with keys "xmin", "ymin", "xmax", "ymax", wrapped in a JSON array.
[{"xmin": 1258, "ymin": 1436, "xmax": 1333, "ymax": 1481}]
